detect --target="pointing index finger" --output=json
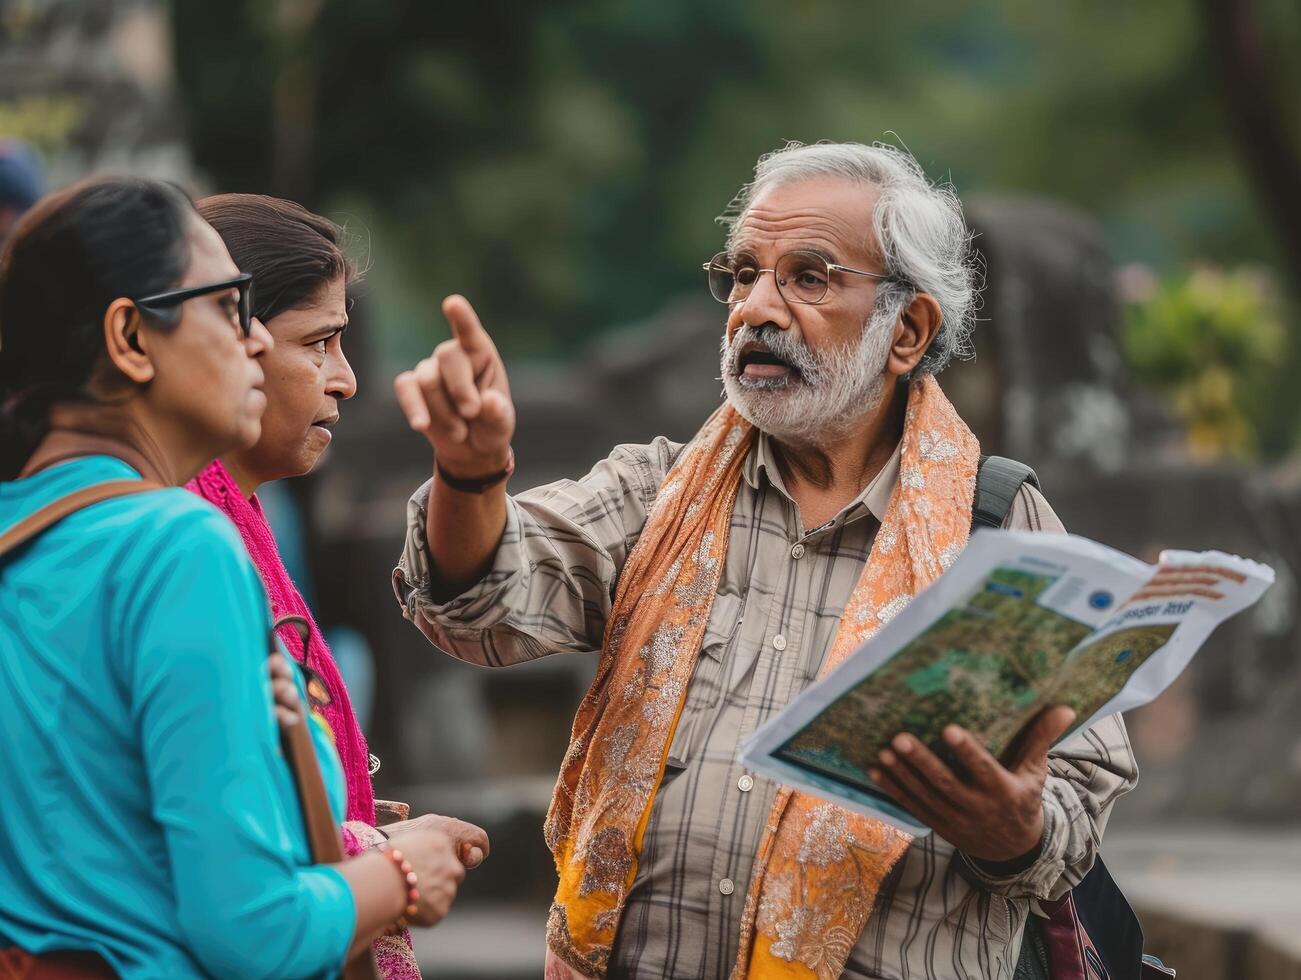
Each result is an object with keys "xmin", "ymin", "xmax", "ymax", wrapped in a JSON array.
[{"xmin": 442, "ymin": 294, "xmax": 496, "ymax": 358}]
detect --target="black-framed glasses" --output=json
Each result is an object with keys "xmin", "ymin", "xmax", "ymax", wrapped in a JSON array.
[
  {"xmin": 134, "ymin": 273, "xmax": 253, "ymax": 337},
  {"xmin": 703, "ymin": 250, "xmax": 894, "ymax": 306}
]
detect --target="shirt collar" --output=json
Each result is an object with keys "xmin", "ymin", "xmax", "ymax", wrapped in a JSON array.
[{"xmin": 742, "ymin": 430, "xmax": 902, "ymax": 523}]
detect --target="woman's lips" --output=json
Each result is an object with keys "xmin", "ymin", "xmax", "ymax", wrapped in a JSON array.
[{"xmin": 310, "ymin": 415, "xmax": 339, "ymax": 441}]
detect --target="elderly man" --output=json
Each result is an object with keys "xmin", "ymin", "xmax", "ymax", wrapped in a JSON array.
[{"xmin": 392, "ymin": 141, "xmax": 1137, "ymax": 980}]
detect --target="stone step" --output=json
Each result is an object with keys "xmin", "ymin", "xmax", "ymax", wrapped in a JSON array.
[{"xmin": 412, "ymin": 901, "xmax": 547, "ymax": 980}]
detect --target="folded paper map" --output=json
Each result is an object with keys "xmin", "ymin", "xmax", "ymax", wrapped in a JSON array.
[{"xmin": 740, "ymin": 529, "xmax": 1274, "ymax": 835}]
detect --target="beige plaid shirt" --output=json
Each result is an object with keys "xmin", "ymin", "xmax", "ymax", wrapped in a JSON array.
[{"xmin": 394, "ymin": 434, "xmax": 1137, "ymax": 980}]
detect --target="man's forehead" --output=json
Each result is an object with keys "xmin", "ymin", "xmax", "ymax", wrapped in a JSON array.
[{"xmin": 731, "ymin": 177, "xmax": 879, "ymax": 259}]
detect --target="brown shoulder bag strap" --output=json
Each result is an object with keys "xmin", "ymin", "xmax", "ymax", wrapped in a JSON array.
[
  {"xmin": 275, "ymin": 621, "xmax": 382, "ymax": 980},
  {"xmin": 0, "ymin": 480, "xmax": 164, "ymax": 559}
]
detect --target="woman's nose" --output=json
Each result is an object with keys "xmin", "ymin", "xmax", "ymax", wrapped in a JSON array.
[
  {"xmin": 327, "ymin": 348, "xmax": 357, "ymax": 401},
  {"xmin": 245, "ymin": 317, "xmax": 274, "ymax": 356}
]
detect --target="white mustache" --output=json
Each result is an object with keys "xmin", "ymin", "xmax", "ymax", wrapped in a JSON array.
[
  {"xmin": 720, "ymin": 303, "xmax": 897, "ymax": 446},
  {"xmin": 723, "ymin": 325, "xmax": 821, "ymax": 383}
]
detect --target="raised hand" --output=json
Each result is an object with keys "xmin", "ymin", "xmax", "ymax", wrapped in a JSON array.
[
  {"xmin": 393, "ymin": 295, "xmax": 515, "ymax": 479},
  {"xmin": 870, "ymin": 705, "xmax": 1077, "ymax": 863}
]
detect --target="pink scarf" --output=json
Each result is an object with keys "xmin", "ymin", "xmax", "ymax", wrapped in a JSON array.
[{"xmin": 187, "ymin": 459, "xmax": 375, "ymax": 825}]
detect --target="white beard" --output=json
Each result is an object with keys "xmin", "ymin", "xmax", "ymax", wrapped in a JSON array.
[{"xmin": 721, "ymin": 304, "xmax": 897, "ymax": 446}]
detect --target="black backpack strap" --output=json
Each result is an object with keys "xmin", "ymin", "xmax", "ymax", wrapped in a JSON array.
[{"xmin": 972, "ymin": 455, "xmax": 1040, "ymax": 532}]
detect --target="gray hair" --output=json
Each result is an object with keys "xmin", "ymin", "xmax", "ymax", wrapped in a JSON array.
[{"xmin": 721, "ymin": 140, "xmax": 978, "ymax": 376}]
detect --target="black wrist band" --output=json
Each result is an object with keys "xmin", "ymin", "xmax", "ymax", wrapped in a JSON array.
[{"xmin": 436, "ymin": 447, "xmax": 515, "ymax": 494}]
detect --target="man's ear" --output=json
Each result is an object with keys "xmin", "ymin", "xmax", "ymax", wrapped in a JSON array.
[
  {"xmin": 885, "ymin": 292, "xmax": 943, "ymax": 376},
  {"xmin": 102, "ymin": 299, "xmax": 156, "ymax": 385}
]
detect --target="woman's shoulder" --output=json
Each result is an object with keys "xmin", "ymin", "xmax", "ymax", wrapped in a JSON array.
[
  {"xmin": 88, "ymin": 482, "xmax": 245, "ymax": 557},
  {"xmin": 2, "ymin": 457, "xmax": 244, "ymax": 561},
  {"xmin": 2, "ymin": 461, "xmax": 268, "ymax": 646},
  {"xmin": 105, "ymin": 490, "xmax": 270, "ymax": 652},
  {"xmin": 62, "ymin": 466, "xmax": 254, "ymax": 587}
]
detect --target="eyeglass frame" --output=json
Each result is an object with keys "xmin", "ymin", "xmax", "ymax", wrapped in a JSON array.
[
  {"xmin": 702, "ymin": 250, "xmax": 906, "ymax": 306},
  {"xmin": 133, "ymin": 273, "xmax": 254, "ymax": 337}
]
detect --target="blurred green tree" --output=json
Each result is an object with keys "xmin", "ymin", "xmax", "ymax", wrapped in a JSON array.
[
  {"xmin": 171, "ymin": 0, "xmax": 1299, "ymax": 453},
  {"xmin": 1124, "ymin": 265, "xmax": 1285, "ymax": 459}
]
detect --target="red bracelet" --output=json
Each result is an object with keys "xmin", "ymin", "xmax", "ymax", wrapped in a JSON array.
[{"xmin": 380, "ymin": 846, "xmax": 420, "ymax": 936}]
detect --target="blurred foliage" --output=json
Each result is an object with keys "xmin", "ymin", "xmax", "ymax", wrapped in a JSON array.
[
  {"xmin": 1124, "ymin": 266, "xmax": 1286, "ymax": 460},
  {"xmin": 170, "ymin": 0, "xmax": 1299, "ymax": 408},
  {"xmin": 0, "ymin": 95, "xmax": 85, "ymax": 155}
]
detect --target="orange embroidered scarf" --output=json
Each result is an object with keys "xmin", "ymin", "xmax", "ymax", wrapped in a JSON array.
[{"xmin": 543, "ymin": 375, "xmax": 980, "ymax": 980}]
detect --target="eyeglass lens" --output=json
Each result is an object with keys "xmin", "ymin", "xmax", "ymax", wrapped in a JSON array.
[{"xmin": 707, "ymin": 252, "xmax": 831, "ymax": 305}]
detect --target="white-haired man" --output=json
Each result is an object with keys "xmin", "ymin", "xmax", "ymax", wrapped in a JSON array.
[{"xmin": 392, "ymin": 141, "xmax": 1137, "ymax": 980}]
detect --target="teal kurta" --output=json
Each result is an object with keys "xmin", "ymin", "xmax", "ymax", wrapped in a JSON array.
[{"xmin": 0, "ymin": 456, "xmax": 354, "ymax": 979}]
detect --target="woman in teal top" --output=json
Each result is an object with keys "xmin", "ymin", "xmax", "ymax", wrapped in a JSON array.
[
  {"xmin": 0, "ymin": 178, "xmax": 464, "ymax": 978},
  {"xmin": 0, "ymin": 456, "xmax": 355, "ymax": 978}
]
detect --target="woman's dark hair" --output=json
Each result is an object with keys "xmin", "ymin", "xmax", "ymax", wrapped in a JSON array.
[
  {"xmin": 197, "ymin": 194, "xmax": 352, "ymax": 323},
  {"xmin": 0, "ymin": 176, "xmax": 196, "ymax": 480}
]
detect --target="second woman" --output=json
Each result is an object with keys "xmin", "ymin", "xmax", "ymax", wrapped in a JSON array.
[{"xmin": 189, "ymin": 193, "xmax": 490, "ymax": 980}]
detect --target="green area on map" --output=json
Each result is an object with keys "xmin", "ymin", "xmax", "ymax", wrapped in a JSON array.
[{"xmin": 775, "ymin": 567, "xmax": 1099, "ymax": 788}]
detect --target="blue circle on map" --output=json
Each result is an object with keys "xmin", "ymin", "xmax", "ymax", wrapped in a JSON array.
[
  {"xmin": 1088, "ymin": 591, "xmax": 1114, "ymax": 610},
  {"xmin": 1115, "ymin": 649, "xmax": 1133, "ymax": 663}
]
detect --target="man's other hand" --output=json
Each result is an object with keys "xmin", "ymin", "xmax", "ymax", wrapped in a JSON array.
[{"xmin": 870, "ymin": 705, "xmax": 1077, "ymax": 864}]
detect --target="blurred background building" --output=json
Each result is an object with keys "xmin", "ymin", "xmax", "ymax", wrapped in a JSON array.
[{"xmin": 3, "ymin": 0, "xmax": 1299, "ymax": 976}]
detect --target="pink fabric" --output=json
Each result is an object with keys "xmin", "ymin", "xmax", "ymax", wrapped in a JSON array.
[
  {"xmin": 342, "ymin": 822, "xmax": 423, "ymax": 980},
  {"xmin": 339, "ymin": 823, "xmax": 367, "ymax": 857},
  {"xmin": 186, "ymin": 460, "xmax": 375, "ymax": 825}
]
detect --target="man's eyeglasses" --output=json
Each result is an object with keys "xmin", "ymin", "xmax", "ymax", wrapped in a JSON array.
[
  {"xmin": 134, "ymin": 273, "xmax": 254, "ymax": 337},
  {"xmin": 703, "ymin": 250, "xmax": 895, "ymax": 306}
]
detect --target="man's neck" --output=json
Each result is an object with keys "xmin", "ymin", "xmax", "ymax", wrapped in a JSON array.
[{"xmin": 768, "ymin": 381, "xmax": 906, "ymax": 529}]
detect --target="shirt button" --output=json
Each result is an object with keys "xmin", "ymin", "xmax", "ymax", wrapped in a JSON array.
[
  {"xmin": 719, "ymin": 877, "xmax": 735, "ymax": 896},
  {"xmin": 791, "ymin": 543, "xmax": 805, "ymax": 559},
  {"xmin": 738, "ymin": 774, "xmax": 754, "ymax": 792},
  {"xmin": 772, "ymin": 634, "xmax": 787, "ymax": 651}
]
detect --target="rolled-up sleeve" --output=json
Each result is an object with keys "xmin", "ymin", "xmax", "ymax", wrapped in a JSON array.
[
  {"xmin": 959, "ymin": 480, "xmax": 1140, "ymax": 900},
  {"xmin": 961, "ymin": 712, "xmax": 1138, "ymax": 900},
  {"xmin": 393, "ymin": 438, "xmax": 683, "ymax": 666}
]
